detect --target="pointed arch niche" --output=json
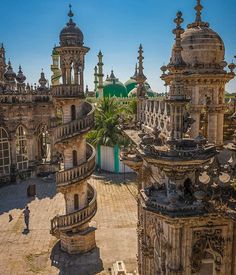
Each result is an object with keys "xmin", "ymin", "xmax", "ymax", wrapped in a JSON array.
[
  {"xmin": 0, "ymin": 127, "xmax": 10, "ymax": 175},
  {"xmin": 16, "ymin": 125, "xmax": 28, "ymax": 171}
]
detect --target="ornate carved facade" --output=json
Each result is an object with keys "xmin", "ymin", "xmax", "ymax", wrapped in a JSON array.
[{"xmin": 122, "ymin": 1, "xmax": 236, "ymax": 274}]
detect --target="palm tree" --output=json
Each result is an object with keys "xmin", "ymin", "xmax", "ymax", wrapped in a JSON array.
[{"xmin": 87, "ymin": 97, "xmax": 130, "ymax": 147}]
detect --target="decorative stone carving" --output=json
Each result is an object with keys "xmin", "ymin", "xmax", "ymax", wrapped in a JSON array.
[{"xmin": 191, "ymin": 229, "xmax": 224, "ymax": 273}]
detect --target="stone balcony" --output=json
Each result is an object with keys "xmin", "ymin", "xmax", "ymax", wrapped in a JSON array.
[
  {"xmin": 56, "ymin": 143, "xmax": 96, "ymax": 188},
  {"xmin": 52, "ymin": 84, "xmax": 84, "ymax": 98},
  {"xmin": 50, "ymin": 183, "xmax": 97, "ymax": 237},
  {"xmin": 53, "ymin": 102, "xmax": 94, "ymax": 143}
]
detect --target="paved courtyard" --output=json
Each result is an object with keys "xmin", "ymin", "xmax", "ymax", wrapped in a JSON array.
[{"xmin": 0, "ymin": 173, "xmax": 138, "ymax": 275}]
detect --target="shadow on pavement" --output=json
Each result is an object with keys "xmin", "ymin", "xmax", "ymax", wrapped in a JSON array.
[
  {"xmin": 50, "ymin": 241, "xmax": 104, "ymax": 275},
  {"xmin": 0, "ymin": 177, "xmax": 56, "ymax": 215}
]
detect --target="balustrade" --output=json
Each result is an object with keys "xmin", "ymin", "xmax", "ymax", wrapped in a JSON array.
[
  {"xmin": 53, "ymin": 103, "xmax": 94, "ymax": 143},
  {"xmin": 52, "ymin": 84, "xmax": 84, "ymax": 97},
  {"xmin": 51, "ymin": 184, "xmax": 97, "ymax": 235},
  {"xmin": 56, "ymin": 144, "xmax": 95, "ymax": 187}
]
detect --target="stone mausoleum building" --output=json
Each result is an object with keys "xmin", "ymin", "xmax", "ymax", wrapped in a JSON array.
[
  {"xmin": 0, "ymin": 6, "xmax": 97, "ymax": 254},
  {"xmin": 122, "ymin": 1, "xmax": 236, "ymax": 274},
  {"xmin": 0, "ymin": 0, "xmax": 236, "ymax": 273}
]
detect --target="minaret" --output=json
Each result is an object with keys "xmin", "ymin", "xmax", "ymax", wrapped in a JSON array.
[
  {"xmin": 50, "ymin": 5, "xmax": 97, "ymax": 254},
  {"xmin": 136, "ymin": 45, "xmax": 147, "ymax": 124},
  {"xmin": 0, "ymin": 43, "xmax": 6, "ymax": 83},
  {"xmin": 136, "ymin": 44, "xmax": 147, "ymax": 98},
  {"xmin": 51, "ymin": 46, "xmax": 61, "ymax": 86},
  {"xmin": 94, "ymin": 65, "xmax": 98, "ymax": 92},
  {"xmin": 97, "ymin": 50, "xmax": 104, "ymax": 98}
]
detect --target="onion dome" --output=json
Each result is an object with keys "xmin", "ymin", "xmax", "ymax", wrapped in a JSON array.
[
  {"xmin": 38, "ymin": 69, "xmax": 47, "ymax": 88},
  {"xmin": 4, "ymin": 60, "xmax": 16, "ymax": 82},
  {"xmin": 103, "ymin": 70, "xmax": 128, "ymax": 98},
  {"xmin": 60, "ymin": 5, "xmax": 84, "ymax": 47},
  {"xmin": 181, "ymin": 0, "xmax": 225, "ymax": 68},
  {"xmin": 16, "ymin": 65, "xmax": 26, "ymax": 84}
]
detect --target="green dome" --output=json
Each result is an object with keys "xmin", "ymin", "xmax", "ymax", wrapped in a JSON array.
[
  {"xmin": 124, "ymin": 78, "xmax": 137, "ymax": 93},
  {"xmin": 103, "ymin": 80, "xmax": 128, "ymax": 98},
  {"xmin": 102, "ymin": 70, "xmax": 128, "ymax": 98}
]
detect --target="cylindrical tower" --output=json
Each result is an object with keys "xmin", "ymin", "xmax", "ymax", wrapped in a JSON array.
[{"xmin": 50, "ymin": 5, "xmax": 97, "ymax": 254}]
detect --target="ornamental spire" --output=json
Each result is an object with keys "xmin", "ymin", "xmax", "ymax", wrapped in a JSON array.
[
  {"xmin": 67, "ymin": 4, "xmax": 75, "ymax": 27},
  {"xmin": 168, "ymin": 11, "xmax": 186, "ymax": 71},
  {"xmin": 136, "ymin": 44, "xmax": 146, "ymax": 83},
  {"xmin": 195, "ymin": 0, "xmax": 203, "ymax": 24},
  {"xmin": 68, "ymin": 4, "xmax": 74, "ymax": 18},
  {"xmin": 188, "ymin": 0, "xmax": 209, "ymax": 28},
  {"xmin": 131, "ymin": 63, "xmax": 138, "ymax": 80},
  {"xmin": 136, "ymin": 44, "xmax": 147, "ymax": 98}
]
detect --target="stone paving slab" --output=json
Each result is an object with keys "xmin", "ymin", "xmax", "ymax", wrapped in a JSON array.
[{"xmin": 0, "ymin": 173, "xmax": 138, "ymax": 275}]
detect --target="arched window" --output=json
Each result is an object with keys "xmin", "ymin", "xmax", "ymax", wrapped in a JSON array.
[
  {"xmin": 72, "ymin": 150, "xmax": 77, "ymax": 167},
  {"xmin": 71, "ymin": 105, "xmax": 76, "ymax": 121},
  {"xmin": 0, "ymin": 128, "xmax": 10, "ymax": 175},
  {"xmin": 74, "ymin": 194, "xmax": 79, "ymax": 210},
  {"xmin": 16, "ymin": 126, "xmax": 28, "ymax": 171}
]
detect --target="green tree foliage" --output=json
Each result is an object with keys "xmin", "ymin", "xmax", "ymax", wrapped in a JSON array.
[{"xmin": 87, "ymin": 97, "xmax": 133, "ymax": 147}]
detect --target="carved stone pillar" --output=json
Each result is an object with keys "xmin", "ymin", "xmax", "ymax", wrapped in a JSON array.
[
  {"xmin": 66, "ymin": 66, "xmax": 71, "ymax": 84},
  {"xmin": 216, "ymin": 111, "xmax": 224, "ymax": 146},
  {"xmin": 61, "ymin": 67, "xmax": 66, "ymax": 84},
  {"xmin": 207, "ymin": 109, "xmax": 217, "ymax": 144},
  {"xmin": 190, "ymin": 110, "xmax": 200, "ymax": 138},
  {"xmin": 74, "ymin": 66, "xmax": 78, "ymax": 84}
]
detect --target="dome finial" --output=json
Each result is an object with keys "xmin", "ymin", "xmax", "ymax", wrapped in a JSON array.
[
  {"xmin": 188, "ymin": 0, "xmax": 209, "ymax": 28},
  {"xmin": 68, "ymin": 4, "xmax": 74, "ymax": 18},
  {"xmin": 195, "ymin": 0, "xmax": 203, "ymax": 24}
]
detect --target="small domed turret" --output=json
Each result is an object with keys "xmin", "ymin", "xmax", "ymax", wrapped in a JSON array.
[
  {"xmin": 38, "ymin": 69, "xmax": 47, "ymax": 89},
  {"xmin": 59, "ymin": 5, "xmax": 84, "ymax": 47},
  {"xmin": 4, "ymin": 60, "xmax": 16, "ymax": 82},
  {"xmin": 16, "ymin": 65, "xmax": 26, "ymax": 84}
]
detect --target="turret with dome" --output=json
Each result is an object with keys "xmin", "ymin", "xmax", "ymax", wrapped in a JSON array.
[
  {"xmin": 161, "ymin": 0, "xmax": 235, "ymax": 146},
  {"xmin": 180, "ymin": 0, "xmax": 225, "ymax": 71},
  {"xmin": 59, "ymin": 4, "xmax": 84, "ymax": 47}
]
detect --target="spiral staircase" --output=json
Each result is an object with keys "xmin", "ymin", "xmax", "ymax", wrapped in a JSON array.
[{"xmin": 50, "ymin": 94, "xmax": 97, "ymax": 253}]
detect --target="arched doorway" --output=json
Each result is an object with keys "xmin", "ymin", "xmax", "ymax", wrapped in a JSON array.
[
  {"xmin": 72, "ymin": 150, "xmax": 77, "ymax": 167},
  {"xmin": 74, "ymin": 194, "xmax": 79, "ymax": 210},
  {"xmin": 71, "ymin": 105, "xmax": 76, "ymax": 121}
]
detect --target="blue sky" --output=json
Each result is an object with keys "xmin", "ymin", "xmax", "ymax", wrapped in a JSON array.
[{"xmin": 0, "ymin": 0, "xmax": 235, "ymax": 93}]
